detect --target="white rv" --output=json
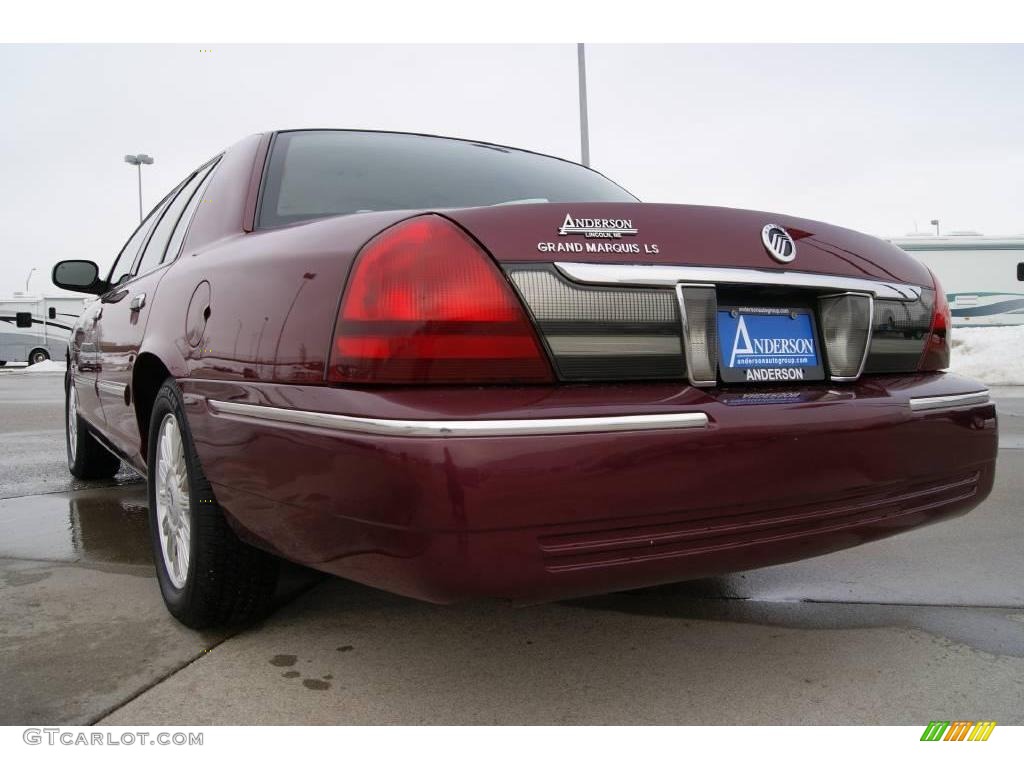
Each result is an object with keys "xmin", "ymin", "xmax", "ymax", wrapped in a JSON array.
[
  {"xmin": 889, "ymin": 235, "xmax": 1024, "ymax": 327},
  {"xmin": 0, "ymin": 293, "xmax": 87, "ymax": 366}
]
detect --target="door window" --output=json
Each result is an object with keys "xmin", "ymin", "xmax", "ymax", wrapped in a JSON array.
[
  {"xmin": 165, "ymin": 162, "xmax": 218, "ymax": 265},
  {"xmin": 107, "ymin": 195, "xmax": 174, "ymax": 288},
  {"xmin": 134, "ymin": 163, "xmax": 215, "ymax": 277}
]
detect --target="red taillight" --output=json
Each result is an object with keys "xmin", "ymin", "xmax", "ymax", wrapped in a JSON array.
[
  {"xmin": 328, "ymin": 215, "xmax": 553, "ymax": 384},
  {"xmin": 918, "ymin": 268, "xmax": 951, "ymax": 371}
]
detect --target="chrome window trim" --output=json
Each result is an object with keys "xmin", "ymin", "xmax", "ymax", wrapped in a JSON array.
[
  {"xmin": 909, "ymin": 391, "xmax": 991, "ymax": 412},
  {"xmin": 555, "ymin": 262, "xmax": 923, "ymax": 302},
  {"xmin": 206, "ymin": 399, "xmax": 709, "ymax": 437}
]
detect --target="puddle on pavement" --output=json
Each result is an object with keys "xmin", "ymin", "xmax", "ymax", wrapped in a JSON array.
[
  {"xmin": 567, "ymin": 580, "xmax": 1024, "ymax": 658},
  {"xmin": 0, "ymin": 485, "xmax": 153, "ymax": 565}
]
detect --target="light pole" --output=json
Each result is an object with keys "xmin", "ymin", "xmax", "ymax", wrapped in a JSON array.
[
  {"xmin": 124, "ymin": 153, "xmax": 154, "ymax": 223},
  {"xmin": 577, "ymin": 43, "xmax": 590, "ymax": 167},
  {"xmin": 25, "ymin": 267, "xmax": 36, "ymax": 293}
]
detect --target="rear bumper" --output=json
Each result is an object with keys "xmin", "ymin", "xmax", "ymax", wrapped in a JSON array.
[{"xmin": 181, "ymin": 373, "xmax": 998, "ymax": 603}]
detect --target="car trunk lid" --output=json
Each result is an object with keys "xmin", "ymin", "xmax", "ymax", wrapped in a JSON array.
[
  {"xmin": 443, "ymin": 202, "xmax": 931, "ymax": 286},
  {"xmin": 441, "ymin": 203, "xmax": 936, "ymax": 385}
]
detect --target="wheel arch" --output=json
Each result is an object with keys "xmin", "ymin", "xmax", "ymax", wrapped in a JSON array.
[{"xmin": 133, "ymin": 352, "xmax": 174, "ymax": 464}]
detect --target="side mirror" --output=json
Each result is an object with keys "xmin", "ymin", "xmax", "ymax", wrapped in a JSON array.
[{"xmin": 52, "ymin": 260, "xmax": 106, "ymax": 295}]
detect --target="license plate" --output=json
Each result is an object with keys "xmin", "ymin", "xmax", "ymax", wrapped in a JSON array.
[{"xmin": 716, "ymin": 306, "xmax": 824, "ymax": 383}]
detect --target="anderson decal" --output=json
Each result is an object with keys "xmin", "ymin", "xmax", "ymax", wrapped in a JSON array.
[
  {"xmin": 558, "ymin": 213, "xmax": 638, "ymax": 239},
  {"xmin": 538, "ymin": 213, "xmax": 659, "ymax": 254}
]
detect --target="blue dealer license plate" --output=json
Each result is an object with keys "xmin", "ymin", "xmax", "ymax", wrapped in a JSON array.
[{"xmin": 716, "ymin": 307, "xmax": 824, "ymax": 383}]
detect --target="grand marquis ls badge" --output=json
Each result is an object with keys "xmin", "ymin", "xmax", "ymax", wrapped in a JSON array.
[{"xmin": 762, "ymin": 224, "xmax": 796, "ymax": 263}]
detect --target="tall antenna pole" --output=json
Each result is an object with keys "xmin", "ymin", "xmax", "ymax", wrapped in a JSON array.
[{"xmin": 577, "ymin": 43, "xmax": 590, "ymax": 167}]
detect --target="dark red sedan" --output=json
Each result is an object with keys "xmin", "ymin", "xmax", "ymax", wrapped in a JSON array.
[{"xmin": 53, "ymin": 130, "xmax": 997, "ymax": 628}]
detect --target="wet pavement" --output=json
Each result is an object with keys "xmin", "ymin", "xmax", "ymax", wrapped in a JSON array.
[
  {"xmin": 0, "ymin": 371, "xmax": 1021, "ymax": 724},
  {"xmin": 0, "ymin": 372, "xmax": 317, "ymax": 725},
  {"xmin": 0, "ymin": 485, "xmax": 151, "ymax": 564},
  {"xmin": 0, "ymin": 371, "xmax": 139, "ymax": 500}
]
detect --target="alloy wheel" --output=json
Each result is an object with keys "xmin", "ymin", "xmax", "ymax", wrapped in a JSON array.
[
  {"xmin": 67, "ymin": 381, "xmax": 78, "ymax": 464},
  {"xmin": 155, "ymin": 413, "xmax": 192, "ymax": 589}
]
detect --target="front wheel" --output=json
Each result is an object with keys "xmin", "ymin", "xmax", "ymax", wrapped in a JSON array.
[
  {"xmin": 66, "ymin": 374, "xmax": 121, "ymax": 479},
  {"xmin": 148, "ymin": 379, "xmax": 279, "ymax": 628},
  {"xmin": 29, "ymin": 348, "xmax": 50, "ymax": 365}
]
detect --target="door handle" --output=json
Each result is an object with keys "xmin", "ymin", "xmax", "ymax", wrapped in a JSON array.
[{"xmin": 130, "ymin": 293, "xmax": 147, "ymax": 311}]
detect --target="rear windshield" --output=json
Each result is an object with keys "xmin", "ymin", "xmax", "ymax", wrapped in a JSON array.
[{"xmin": 257, "ymin": 130, "xmax": 637, "ymax": 228}]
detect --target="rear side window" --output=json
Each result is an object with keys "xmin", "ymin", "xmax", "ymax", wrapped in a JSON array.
[
  {"xmin": 135, "ymin": 164, "xmax": 214, "ymax": 277},
  {"xmin": 16, "ymin": 312, "xmax": 32, "ymax": 328},
  {"xmin": 258, "ymin": 130, "xmax": 637, "ymax": 228},
  {"xmin": 165, "ymin": 161, "xmax": 218, "ymax": 264}
]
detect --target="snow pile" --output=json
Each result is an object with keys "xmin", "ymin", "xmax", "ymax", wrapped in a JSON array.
[
  {"xmin": 20, "ymin": 360, "xmax": 68, "ymax": 373},
  {"xmin": 949, "ymin": 326, "xmax": 1024, "ymax": 385}
]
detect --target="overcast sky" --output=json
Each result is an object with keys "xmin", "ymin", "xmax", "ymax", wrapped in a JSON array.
[{"xmin": 1, "ymin": 44, "xmax": 1022, "ymax": 297}]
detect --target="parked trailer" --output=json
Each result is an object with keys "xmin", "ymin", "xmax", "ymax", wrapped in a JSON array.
[
  {"xmin": 889, "ymin": 236, "xmax": 1024, "ymax": 327},
  {"xmin": 0, "ymin": 294, "xmax": 87, "ymax": 366}
]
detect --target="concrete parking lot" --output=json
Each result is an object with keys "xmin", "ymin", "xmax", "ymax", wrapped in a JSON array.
[{"xmin": 1, "ymin": 370, "xmax": 1021, "ymax": 725}]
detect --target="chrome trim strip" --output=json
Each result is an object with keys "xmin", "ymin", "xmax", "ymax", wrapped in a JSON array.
[
  {"xmin": 555, "ymin": 262, "xmax": 923, "ymax": 301},
  {"xmin": 546, "ymin": 335, "xmax": 682, "ymax": 356},
  {"xmin": 206, "ymin": 399, "xmax": 709, "ymax": 437},
  {"xmin": 909, "ymin": 391, "xmax": 991, "ymax": 412},
  {"xmin": 96, "ymin": 379, "xmax": 126, "ymax": 396}
]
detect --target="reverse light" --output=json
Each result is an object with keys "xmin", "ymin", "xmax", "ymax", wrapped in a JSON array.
[
  {"xmin": 918, "ymin": 268, "xmax": 951, "ymax": 371},
  {"xmin": 675, "ymin": 284, "xmax": 718, "ymax": 387},
  {"xmin": 328, "ymin": 215, "xmax": 554, "ymax": 384},
  {"xmin": 819, "ymin": 292, "xmax": 873, "ymax": 380}
]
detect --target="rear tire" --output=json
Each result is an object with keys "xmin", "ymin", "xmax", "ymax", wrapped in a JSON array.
[
  {"xmin": 66, "ymin": 374, "xmax": 121, "ymax": 479},
  {"xmin": 148, "ymin": 378, "xmax": 279, "ymax": 629},
  {"xmin": 29, "ymin": 348, "xmax": 50, "ymax": 365}
]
